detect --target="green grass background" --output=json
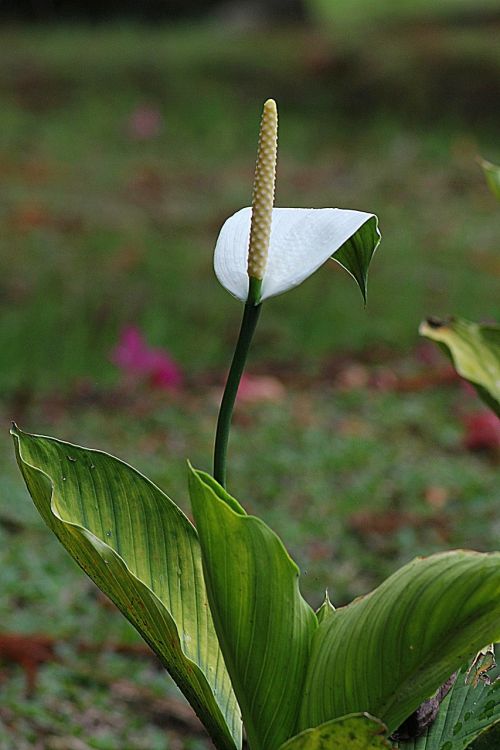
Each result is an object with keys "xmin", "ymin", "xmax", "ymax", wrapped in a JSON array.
[{"xmin": 0, "ymin": 16, "xmax": 499, "ymax": 749}]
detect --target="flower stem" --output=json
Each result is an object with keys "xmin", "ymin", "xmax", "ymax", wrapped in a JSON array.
[{"xmin": 213, "ymin": 288, "xmax": 262, "ymax": 488}]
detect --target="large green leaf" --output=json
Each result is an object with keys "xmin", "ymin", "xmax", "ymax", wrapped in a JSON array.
[
  {"xmin": 12, "ymin": 426, "xmax": 241, "ymax": 750},
  {"xmin": 333, "ymin": 214, "xmax": 381, "ymax": 303},
  {"xmin": 398, "ymin": 663, "xmax": 500, "ymax": 750},
  {"xmin": 419, "ymin": 317, "xmax": 500, "ymax": 416},
  {"xmin": 299, "ymin": 551, "xmax": 500, "ymax": 735},
  {"xmin": 479, "ymin": 158, "xmax": 500, "ymax": 202},
  {"xmin": 188, "ymin": 467, "xmax": 317, "ymax": 750},
  {"xmin": 280, "ymin": 713, "xmax": 394, "ymax": 750}
]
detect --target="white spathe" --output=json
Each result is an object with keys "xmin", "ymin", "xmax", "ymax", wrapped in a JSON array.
[{"xmin": 214, "ymin": 206, "xmax": 378, "ymax": 302}]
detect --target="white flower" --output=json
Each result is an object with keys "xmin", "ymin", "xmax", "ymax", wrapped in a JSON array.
[
  {"xmin": 214, "ymin": 206, "xmax": 380, "ymax": 303},
  {"xmin": 214, "ymin": 98, "xmax": 380, "ymax": 304}
]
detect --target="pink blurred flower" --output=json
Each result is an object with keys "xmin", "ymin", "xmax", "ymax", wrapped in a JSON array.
[
  {"xmin": 111, "ymin": 326, "xmax": 183, "ymax": 391},
  {"xmin": 127, "ymin": 106, "xmax": 163, "ymax": 140},
  {"xmin": 463, "ymin": 410, "xmax": 500, "ymax": 452},
  {"xmin": 237, "ymin": 374, "xmax": 285, "ymax": 404}
]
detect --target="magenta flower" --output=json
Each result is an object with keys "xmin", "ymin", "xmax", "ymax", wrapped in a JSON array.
[{"xmin": 111, "ymin": 326, "xmax": 183, "ymax": 391}]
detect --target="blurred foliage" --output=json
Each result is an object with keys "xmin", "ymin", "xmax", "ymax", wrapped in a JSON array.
[
  {"xmin": 0, "ymin": 0, "xmax": 221, "ymax": 22},
  {"xmin": 0, "ymin": 0, "xmax": 303, "ymax": 22},
  {"xmin": 1, "ymin": 17, "xmax": 499, "ymax": 748},
  {"xmin": 309, "ymin": 0, "xmax": 500, "ymax": 28},
  {"xmin": 0, "ymin": 23, "xmax": 499, "ymax": 392}
]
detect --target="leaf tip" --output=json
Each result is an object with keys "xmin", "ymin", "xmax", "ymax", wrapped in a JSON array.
[
  {"xmin": 10, "ymin": 423, "xmax": 25, "ymax": 447},
  {"xmin": 316, "ymin": 590, "xmax": 336, "ymax": 623}
]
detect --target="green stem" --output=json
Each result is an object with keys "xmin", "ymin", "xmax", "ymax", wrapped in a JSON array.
[{"xmin": 213, "ymin": 281, "xmax": 262, "ymax": 488}]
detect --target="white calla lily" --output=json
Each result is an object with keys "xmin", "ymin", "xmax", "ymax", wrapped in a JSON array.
[
  {"xmin": 214, "ymin": 205, "xmax": 381, "ymax": 303},
  {"xmin": 212, "ymin": 98, "xmax": 381, "ymax": 486}
]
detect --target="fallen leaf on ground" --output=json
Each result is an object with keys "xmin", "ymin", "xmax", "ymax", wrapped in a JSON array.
[{"xmin": 0, "ymin": 632, "xmax": 59, "ymax": 697}]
